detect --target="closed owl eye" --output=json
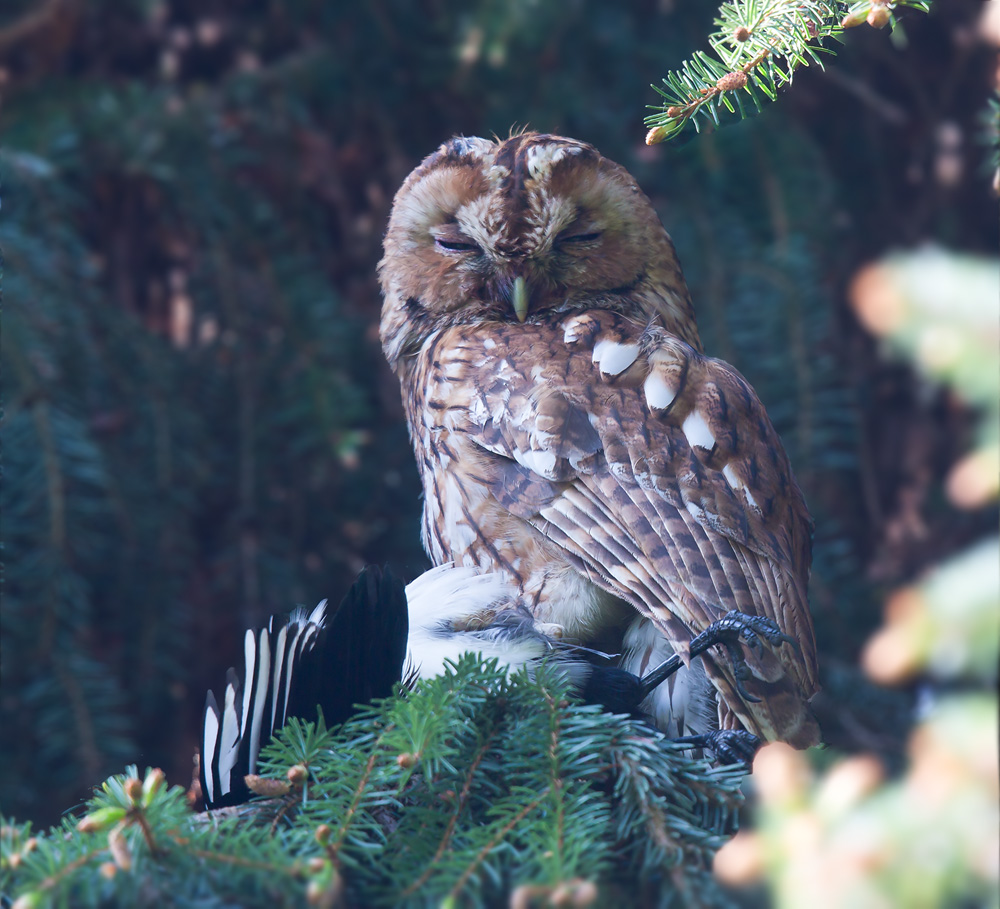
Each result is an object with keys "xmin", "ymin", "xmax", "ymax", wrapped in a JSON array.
[
  {"xmin": 436, "ymin": 238, "xmax": 481, "ymax": 252},
  {"xmin": 556, "ymin": 231, "xmax": 602, "ymax": 246},
  {"xmin": 433, "ymin": 226, "xmax": 482, "ymax": 254}
]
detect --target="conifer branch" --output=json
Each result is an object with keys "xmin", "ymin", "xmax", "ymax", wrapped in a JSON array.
[
  {"xmin": 542, "ymin": 689, "xmax": 568, "ymax": 878},
  {"xmin": 25, "ymin": 848, "xmax": 107, "ymax": 900},
  {"xmin": 327, "ymin": 727, "xmax": 390, "ymax": 866},
  {"xmin": 178, "ymin": 844, "xmax": 303, "ymax": 876},
  {"xmin": 2, "ymin": 660, "xmax": 747, "ymax": 906},
  {"xmin": 399, "ymin": 725, "xmax": 499, "ymax": 897},
  {"xmin": 645, "ymin": 0, "xmax": 932, "ymax": 144},
  {"xmin": 448, "ymin": 792, "xmax": 550, "ymax": 901}
]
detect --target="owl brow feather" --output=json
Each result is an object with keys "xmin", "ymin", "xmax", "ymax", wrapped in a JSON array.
[{"xmin": 405, "ymin": 137, "xmax": 493, "ymax": 189}]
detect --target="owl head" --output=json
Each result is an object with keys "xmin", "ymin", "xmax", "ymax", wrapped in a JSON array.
[{"xmin": 379, "ymin": 132, "xmax": 699, "ymax": 371}]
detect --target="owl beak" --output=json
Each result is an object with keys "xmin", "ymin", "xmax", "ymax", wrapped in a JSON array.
[{"xmin": 512, "ymin": 276, "xmax": 529, "ymax": 323}]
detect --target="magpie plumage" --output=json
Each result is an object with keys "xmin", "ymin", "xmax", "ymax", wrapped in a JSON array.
[{"xmin": 200, "ymin": 564, "xmax": 771, "ymax": 808}]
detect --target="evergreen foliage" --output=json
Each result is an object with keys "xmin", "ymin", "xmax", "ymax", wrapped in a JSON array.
[
  {"xmin": 1, "ymin": 658, "xmax": 746, "ymax": 908},
  {"xmin": 1, "ymin": 39, "xmax": 423, "ymax": 823},
  {"xmin": 645, "ymin": 0, "xmax": 932, "ymax": 144}
]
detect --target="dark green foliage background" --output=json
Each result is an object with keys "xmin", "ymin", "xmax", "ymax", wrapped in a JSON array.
[{"xmin": 1, "ymin": 0, "xmax": 994, "ymax": 826}]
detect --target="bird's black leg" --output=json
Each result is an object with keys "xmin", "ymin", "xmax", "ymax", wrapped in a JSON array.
[
  {"xmin": 636, "ymin": 652, "xmax": 684, "ymax": 699},
  {"xmin": 636, "ymin": 611, "xmax": 799, "ymax": 702},
  {"xmin": 671, "ymin": 730, "xmax": 761, "ymax": 768}
]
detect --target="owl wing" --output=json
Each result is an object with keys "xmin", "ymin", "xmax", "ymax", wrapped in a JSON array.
[{"xmin": 426, "ymin": 310, "xmax": 820, "ymax": 747}]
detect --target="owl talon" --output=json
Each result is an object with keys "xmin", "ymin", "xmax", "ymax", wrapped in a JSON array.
[
  {"xmin": 688, "ymin": 611, "xmax": 797, "ymax": 704},
  {"xmin": 732, "ymin": 663, "xmax": 760, "ymax": 703},
  {"xmin": 672, "ymin": 730, "xmax": 760, "ymax": 768},
  {"xmin": 733, "ymin": 611, "xmax": 801, "ymax": 657},
  {"xmin": 636, "ymin": 612, "xmax": 791, "ymax": 703}
]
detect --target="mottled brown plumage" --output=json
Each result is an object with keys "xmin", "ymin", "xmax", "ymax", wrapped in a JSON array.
[{"xmin": 379, "ymin": 132, "xmax": 819, "ymax": 747}]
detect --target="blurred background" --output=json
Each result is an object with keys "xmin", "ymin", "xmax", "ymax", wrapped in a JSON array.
[{"xmin": 1, "ymin": 0, "xmax": 996, "ymax": 901}]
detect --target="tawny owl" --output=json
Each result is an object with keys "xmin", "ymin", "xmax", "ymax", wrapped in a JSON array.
[{"xmin": 378, "ymin": 132, "xmax": 820, "ymax": 748}]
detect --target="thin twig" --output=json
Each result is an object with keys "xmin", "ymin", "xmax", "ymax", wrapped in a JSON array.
[
  {"xmin": 400, "ymin": 727, "xmax": 499, "ymax": 897},
  {"xmin": 37, "ymin": 847, "xmax": 108, "ymax": 893},
  {"xmin": 328, "ymin": 727, "xmax": 392, "ymax": 865},
  {"xmin": 447, "ymin": 791, "xmax": 550, "ymax": 900}
]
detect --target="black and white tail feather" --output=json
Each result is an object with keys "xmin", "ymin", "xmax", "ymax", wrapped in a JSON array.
[
  {"xmin": 201, "ymin": 600, "xmax": 328, "ymax": 809},
  {"xmin": 201, "ymin": 566, "xmax": 408, "ymax": 809}
]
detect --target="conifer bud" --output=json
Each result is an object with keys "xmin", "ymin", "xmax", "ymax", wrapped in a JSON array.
[
  {"xmin": 141, "ymin": 768, "xmax": 166, "ymax": 806},
  {"xmin": 77, "ymin": 807, "xmax": 127, "ymax": 833},
  {"xmin": 99, "ymin": 862, "xmax": 118, "ymax": 880},
  {"xmin": 665, "ymin": 106, "xmax": 683, "ymax": 118},
  {"xmin": 308, "ymin": 857, "xmax": 327, "ymax": 874},
  {"xmin": 306, "ymin": 867, "xmax": 341, "ymax": 906},
  {"xmin": 572, "ymin": 881, "xmax": 599, "ymax": 906},
  {"xmin": 550, "ymin": 883, "xmax": 572, "ymax": 906},
  {"xmin": 734, "ymin": 25, "xmax": 751, "ymax": 41},
  {"xmin": 713, "ymin": 830, "xmax": 764, "ymax": 884},
  {"xmin": 396, "ymin": 752, "xmax": 417, "ymax": 769},
  {"xmin": 287, "ymin": 764, "xmax": 309, "ymax": 785},
  {"xmin": 716, "ymin": 71, "xmax": 748, "ymax": 91},
  {"xmin": 866, "ymin": 3, "xmax": 890, "ymax": 28},
  {"xmin": 245, "ymin": 775, "xmax": 291, "ymax": 797},
  {"xmin": 644, "ymin": 126, "xmax": 668, "ymax": 146},
  {"xmin": 108, "ymin": 826, "xmax": 132, "ymax": 871},
  {"xmin": 124, "ymin": 777, "xmax": 143, "ymax": 805},
  {"xmin": 305, "ymin": 880, "xmax": 324, "ymax": 905},
  {"xmin": 841, "ymin": 7, "xmax": 868, "ymax": 28},
  {"xmin": 550, "ymin": 879, "xmax": 599, "ymax": 907},
  {"xmin": 315, "ymin": 824, "xmax": 332, "ymax": 845}
]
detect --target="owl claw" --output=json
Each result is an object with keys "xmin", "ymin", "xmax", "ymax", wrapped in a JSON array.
[
  {"xmin": 635, "ymin": 612, "xmax": 798, "ymax": 703},
  {"xmin": 688, "ymin": 611, "xmax": 798, "ymax": 704},
  {"xmin": 672, "ymin": 730, "xmax": 760, "ymax": 768},
  {"xmin": 732, "ymin": 663, "xmax": 760, "ymax": 703}
]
